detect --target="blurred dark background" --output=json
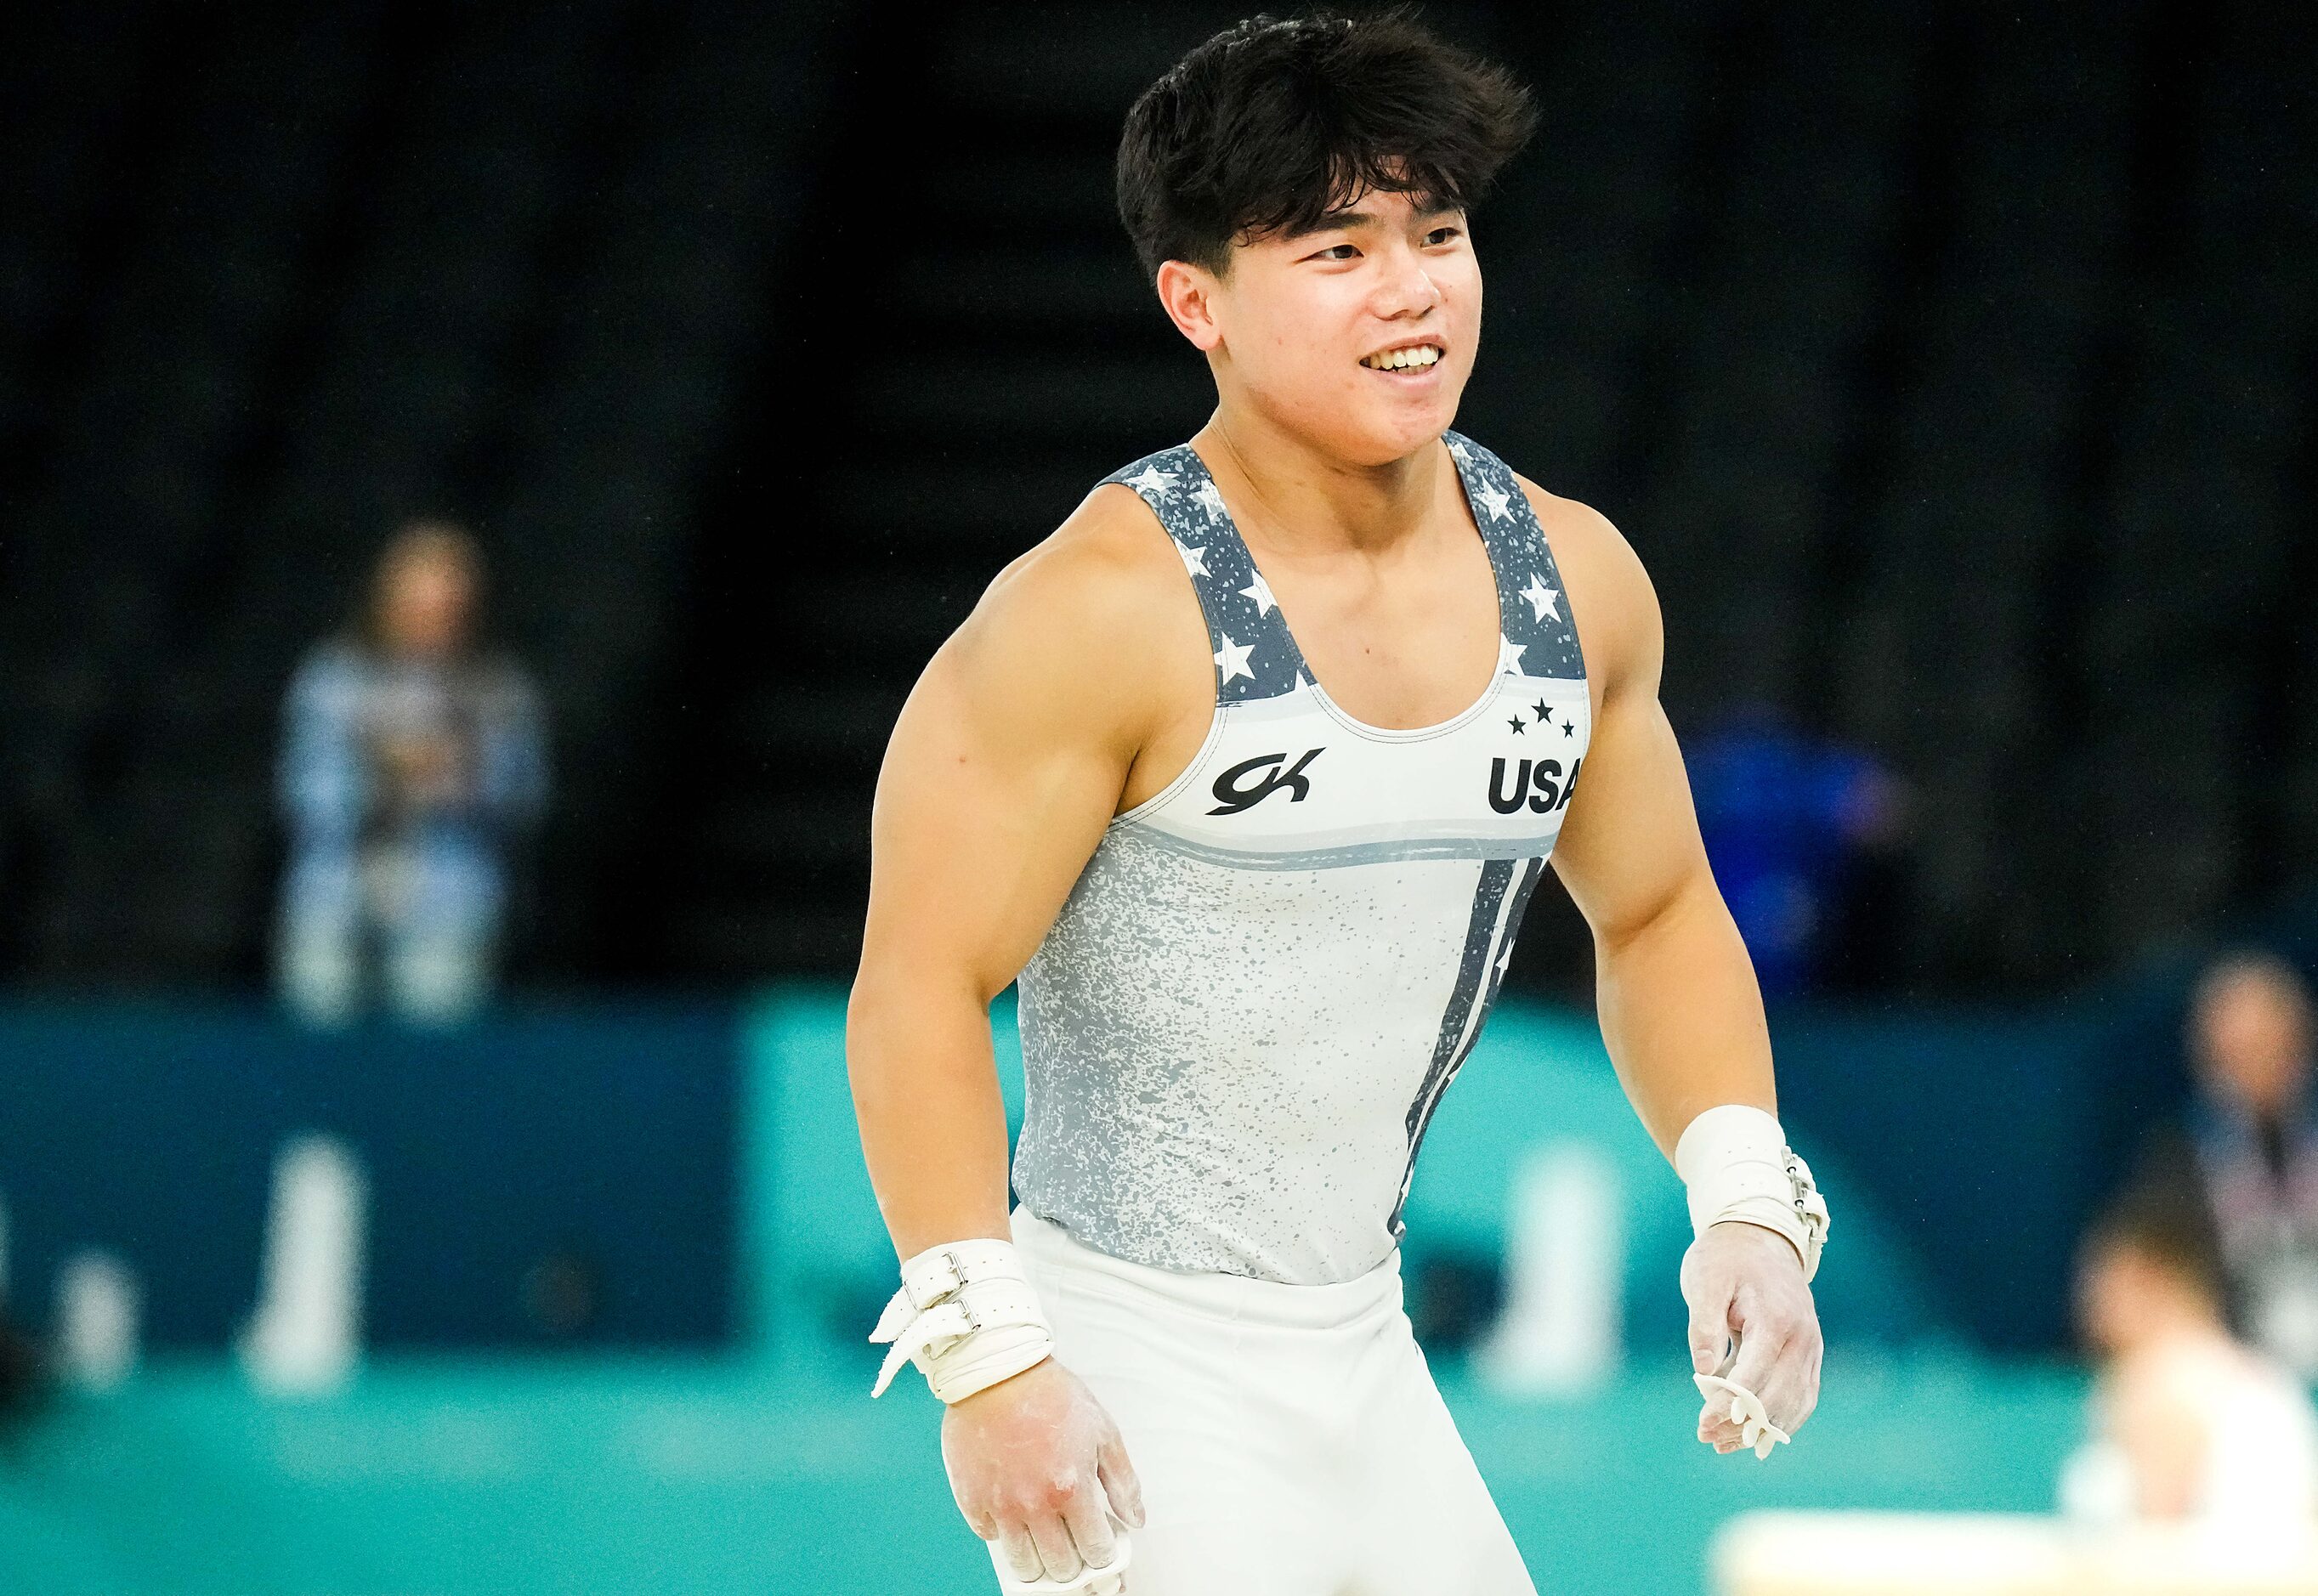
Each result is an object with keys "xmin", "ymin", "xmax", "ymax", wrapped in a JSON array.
[{"xmin": 2, "ymin": 0, "xmax": 2313, "ymax": 1003}]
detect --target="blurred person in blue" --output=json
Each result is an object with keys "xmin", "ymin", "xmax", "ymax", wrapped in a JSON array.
[
  {"xmin": 2063, "ymin": 1191, "xmax": 2318, "ymax": 1528},
  {"xmin": 275, "ymin": 520, "xmax": 548, "ymax": 1027},
  {"xmin": 1685, "ymin": 708, "xmax": 1904, "ymax": 998},
  {"xmin": 2122, "ymin": 951, "xmax": 2318, "ymax": 1379}
]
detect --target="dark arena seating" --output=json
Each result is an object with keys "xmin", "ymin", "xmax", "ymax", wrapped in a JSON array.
[{"xmin": 2, "ymin": 0, "xmax": 2314, "ymax": 996}]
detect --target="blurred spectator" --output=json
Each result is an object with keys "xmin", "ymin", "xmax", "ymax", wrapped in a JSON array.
[
  {"xmin": 275, "ymin": 522, "xmax": 548, "ymax": 1027},
  {"xmin": 2062, "ymin": 1192, "xmax": 2318, "ymax": 1527},
  {"xmin": 1684, "ymin": 707, "xmax": 1907, "ymax": 997},
  {"xmin": 2122, "ymin": 951, "xmax": 2318, "ymax": 1378}
]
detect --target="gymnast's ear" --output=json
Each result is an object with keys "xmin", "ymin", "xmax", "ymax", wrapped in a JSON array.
[{"xmin": 1154, "ymin": 258, "xmax": 1225, "ymax": 353}]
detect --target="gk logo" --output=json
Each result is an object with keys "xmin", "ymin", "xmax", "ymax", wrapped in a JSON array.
[
  {"xmin": 1209, "ymin": 748, "xmax": 1325, "ymax": 816},
  {"xmin": 1488, "ymin": 756, "xmax": 1581, "ymax": 815}
]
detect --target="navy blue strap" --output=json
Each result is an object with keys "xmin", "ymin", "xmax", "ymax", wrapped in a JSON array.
[
  {"xmin": 1446, "ymin": 431, "xmax": 1586, "ymax": 683},
  {"xmin": 1104, "ymin": 447, "xmax": 1307, "ymax": 704}
]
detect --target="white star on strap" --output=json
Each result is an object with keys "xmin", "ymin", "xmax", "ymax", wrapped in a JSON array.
[
  {"xmin": 1520, "ymin": 573, "xmax": 1561, "ymax": 622},
  {"xmin": 1496, "ymin": 634, "xmax": 1526, "ymax": 676},
  {"xmin": 1190, "ymin": 479, "xmax": 1227, "ymax": 521},
  {"xmin": 1175, "ymin": 540, "xmax": 1209, "ymax": 578},
  {"xmin": 1214, "ymin": 634, "xmax": 1255, "ymax": 684},
  {"xmin": 1239, "ymin": 571, "xmax": 1277, "ymax": 617},
  {"xmin": 1448, "ymin": 437, "xmax": 1474, "ymax": 465},
  {"xmin": 1475, "ymin": 483, "xmax": 1512, "ymax": 522},
  {"xmin": 1124, "ymin": 465, "xmax": 1174, "ymax": 497}
]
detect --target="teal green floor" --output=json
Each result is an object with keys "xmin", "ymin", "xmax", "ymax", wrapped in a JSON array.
[{"xmin": 0, "ymin": 1347, "xmax": 2085, "ymax": 1595}]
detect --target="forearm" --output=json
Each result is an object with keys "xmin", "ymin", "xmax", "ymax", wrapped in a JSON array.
[
  {"xmin": 1595, "ymin": 869, "xmax": 1776, "ymax": 1161},
  {"xmin": 847, "ymin": 967, "xmax": 1017, "ymax": 1261}
]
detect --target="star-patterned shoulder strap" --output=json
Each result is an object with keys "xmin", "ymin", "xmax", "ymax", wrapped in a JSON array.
[
  {"xmin": 1105, "ymin": 445, "xmax": 1307, "ymax": 705},
  {"xmin": 1445, "ymin": 430, "xmax": 1585, "ymax": 682}
]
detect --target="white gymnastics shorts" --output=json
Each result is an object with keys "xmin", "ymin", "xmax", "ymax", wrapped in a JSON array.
[{"xmin": 1006, "ymin": 1203, "xmax": 1537, "ymax": 1596}]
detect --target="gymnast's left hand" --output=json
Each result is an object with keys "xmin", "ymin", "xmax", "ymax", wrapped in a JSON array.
[{"xmin": 1681, "ymin": 1220, "xmax": 1822, "ymax": 1454}]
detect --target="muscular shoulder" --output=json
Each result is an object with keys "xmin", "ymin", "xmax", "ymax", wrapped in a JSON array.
[
  {"xmin": 1513, "ymin": 474, "xmax": 1663, "ymax": 705},
  {"xmin": 931, "ymin": 481, "xmax": 1206, "ymax": 757}
]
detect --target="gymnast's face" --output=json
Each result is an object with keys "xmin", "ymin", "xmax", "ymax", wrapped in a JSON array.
[{"xmin": 1158, "ymin": 185, "xmax": 1482, "ymax": 466}]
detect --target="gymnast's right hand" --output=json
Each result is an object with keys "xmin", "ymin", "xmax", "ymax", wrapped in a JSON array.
[{"xmin": 943, "ymin": 1357, "xmax": 1147, "ymax": 1585}]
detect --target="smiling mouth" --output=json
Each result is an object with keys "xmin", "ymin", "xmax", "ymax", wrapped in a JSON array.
[{"xmin": 1360, "ymin": 343, "xmax": 1443, "ymax": 371}]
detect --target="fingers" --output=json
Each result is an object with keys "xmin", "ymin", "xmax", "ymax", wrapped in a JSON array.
[
  {"xmin": 1686, "ymin": 1276, "xmax": 1734, "ymax": 1378},
  {"xmin": 1696, "ymin": 1290, "xmax": 1820, "ymax": 1460},
  {"xmin": 1694, "ymin": 1376, "xmax": 1788, "ymax": 1458},
  {"xmin": 1725, "ymin": 1295, "xmax": 1822, "ymax": 1436},
  {"xmin": 1098, "ymin": 1445, "xmax": 1145, "ymax": 1528},
  {"xmin": 1760, "ymin": 1333, "xmax": 1822, "ymax": 1435},
  {"xmin": 1722, "ymin": 1297, "xmax": 1784, "ymax": 1401},
  {"xmin": 1096, "ymin": 1430, "xmax": 1147, "ymax": 1531},
  {"xmin": 995, "ymin": 1520, "xmax": 1046, "ymax": 1584},
  {"xmin": 1059, "ymin": 1475, "xmax": 1120, "ymax": 1571},
  {"xmin": 1722, "ymin": 1345, "xmax": 1789, "ymax": 1451},
  {"xmin": 1693, "ymin": 1376, "xmax": 1754, "ymax": 1452},
  {"xmin": 1697, "ymin": 1395, "xmax": 1746, "ymax": 1450},
  {"xmin": 1026, "ymin": 1508, "xmax": 1083, "ymax": 1584},
  {"xmin": 1687, "ymin": 1298, "xmax": 1731, "ymax": 1375}
]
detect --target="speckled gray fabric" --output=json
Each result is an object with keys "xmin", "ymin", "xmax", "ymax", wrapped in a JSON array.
[{"xmin": 1012, "ymin": 433, "xmax": 1588, "ymax": 1284}]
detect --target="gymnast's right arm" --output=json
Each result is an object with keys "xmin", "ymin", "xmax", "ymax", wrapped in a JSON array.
[{"xmin": 847, "ymin": 499, "xmax": 1163, "ymax": 1585}]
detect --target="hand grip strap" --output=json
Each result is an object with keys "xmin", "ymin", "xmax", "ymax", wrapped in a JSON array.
[
  {"xmin": 1675, "ymin": 1105, "xmax": 1832, "ymax": 1282},
  {"xmin": 867, "ymin": 1239, "xmax": 1055, "ymax": 1401}
]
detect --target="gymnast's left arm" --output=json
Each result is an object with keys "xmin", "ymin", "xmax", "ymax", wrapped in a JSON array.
[{"xmin": 1522, "ymin": 484, "xmax": 1826, "ymax": 1457}]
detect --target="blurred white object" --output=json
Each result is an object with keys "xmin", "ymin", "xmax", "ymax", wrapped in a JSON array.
[
  {"xmin": 55, "ymin": 1251, "xmax": 139, "ymax": 1391},
  {"xmin": 2058, "ymin": 1437, "xmax": 2137, "ymax": 1527},
  {"xmin": 1714, "ymin": 1509, "xmax": 2318, "ymax": 1595},
  {"xmin": 1476, "ymin": 1141, "xmax": 1623, "ymax": 1395},
  {"xmin": 241, "ymin": 1134, "xmax": 367, "ymax": 1395},
  {"xmin": 2252, "ymin": 1254, "xmax": 2318, "ymax": 1395},
  {"xmin": 2201, "ymin": 1346, "xmax": 2318, "ymax": 1527},
  {"xmin": 2084, "ymin": 1333, "xmax": 2318, "ymax": 1528}
]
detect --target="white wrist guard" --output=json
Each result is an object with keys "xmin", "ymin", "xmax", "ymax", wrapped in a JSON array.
[
  {"xmin": 1674, "ymin": 1105, "xmax": 1830, "ymax": 1282},
  {"xmin": 867, "ymin": 1237, "xmax": 1056, "ymax": 1402}
]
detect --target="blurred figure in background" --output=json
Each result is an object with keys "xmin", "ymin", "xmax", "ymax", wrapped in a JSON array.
[
  {"xmin": 1684, "ymin": 706, "xmax": 1906, "ymax": 998},
  {"xmin": 2122, "ymin": 950, "xmax": 2318, "ymax": 1377},
  {"xmin": 275, "ymin": 521, "xmax": 548, "ymax": 1027},
  {"xmin": 2064, "ymin": 1192, "xmax": 2318, "ymax": 1528}
]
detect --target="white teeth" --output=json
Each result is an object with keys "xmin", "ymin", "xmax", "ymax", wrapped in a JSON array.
[{"xmin": 1365, "ymin": 345, "xmax": 1442, "ymax": 370}]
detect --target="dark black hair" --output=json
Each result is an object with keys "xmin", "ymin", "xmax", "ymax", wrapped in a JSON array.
[{"xmin": 1116, "ymin": 9, "xmax": 1537, "ymax": 280}]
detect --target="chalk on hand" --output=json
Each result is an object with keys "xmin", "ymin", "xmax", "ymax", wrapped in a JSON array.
[{"xmin": 1693, "ymin": 1372, "xmax": 1790, "ymax": 1460}]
